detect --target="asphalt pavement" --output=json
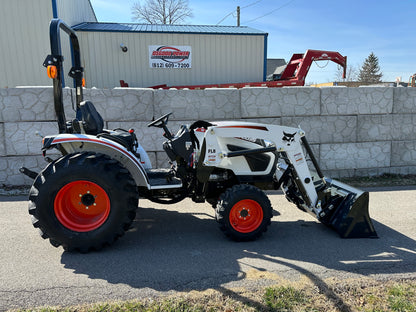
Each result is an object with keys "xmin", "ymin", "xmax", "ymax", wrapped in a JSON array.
[{"xmin": 1, "ymin": 186, "xmax": 415, "ymax": 311}]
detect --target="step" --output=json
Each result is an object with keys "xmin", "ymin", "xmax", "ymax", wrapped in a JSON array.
[{"xmin": 146, "ymin": 168, "xmax": 182, "ymax": 189}]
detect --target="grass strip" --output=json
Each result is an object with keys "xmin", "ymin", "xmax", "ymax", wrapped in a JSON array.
[{"xmin": 12, "ymin": 277, "xmax": 416, "ymax": 312}]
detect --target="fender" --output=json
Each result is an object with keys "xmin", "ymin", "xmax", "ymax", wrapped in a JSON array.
[{"xmin": 43, "ymin": 133, "xmax": 151, "ymax": 189}]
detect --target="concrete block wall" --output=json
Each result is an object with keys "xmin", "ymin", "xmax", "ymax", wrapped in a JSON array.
[{"xmin": 1, "ymin": 86, "xmax": 415, "ymax": 186}]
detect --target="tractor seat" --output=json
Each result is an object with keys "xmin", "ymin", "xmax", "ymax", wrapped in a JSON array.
[
  {"xmin": 80, "ymin": 100, "xmax": 104, "ymax": 135},
  {"xmin": 79, "ymin": 100, "xmax": 137, "ymax": 152}
]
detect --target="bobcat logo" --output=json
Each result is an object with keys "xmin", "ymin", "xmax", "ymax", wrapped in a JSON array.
[{"xmin": 282, "ymin": 132, "xmax": 296, "ymax": 146}]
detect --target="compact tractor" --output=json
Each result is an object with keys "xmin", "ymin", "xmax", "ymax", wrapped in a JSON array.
[{"xmin": 21, "ymin": 19, "xmax": 377, "ymax": 252}]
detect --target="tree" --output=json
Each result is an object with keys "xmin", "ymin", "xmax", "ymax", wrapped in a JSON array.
[
  {"xmin": 358, "ymin": 52, "xmax": 383, "ymax": 83},
  {"xmin": 334, "ymin": 64, "xmax": 358, "ymax": 82},
  {"xmin": 132, "ymin": 0, "xmax": 193, "ymax": 24}
]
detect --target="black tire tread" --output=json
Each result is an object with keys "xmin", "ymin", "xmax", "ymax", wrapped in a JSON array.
[
  {"xmin": 28, "ymin": 152, "xmax": 138, "ymax": 252},
  {"xmin": 216, "ymin": 184, "xmax": 272, "ymax": 241}
]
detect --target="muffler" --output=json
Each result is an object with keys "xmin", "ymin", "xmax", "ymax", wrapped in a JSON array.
[{"xmin": 319, "ymin": 179, "xmax": 378, "ymax": 238}]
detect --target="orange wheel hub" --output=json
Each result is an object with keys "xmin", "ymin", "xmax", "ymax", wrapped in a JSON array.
[
  {"xmin": 54, "ymin": 181, "xmax": 110, "ymax": 232},
  {"xmin": 229, "ymin": 199, "xmax": 263, "ymax": 233}
]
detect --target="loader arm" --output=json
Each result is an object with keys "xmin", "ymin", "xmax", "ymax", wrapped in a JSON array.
[{"xmin": 199, "ymin": 121, "xmax": 377, "ymax": 238}]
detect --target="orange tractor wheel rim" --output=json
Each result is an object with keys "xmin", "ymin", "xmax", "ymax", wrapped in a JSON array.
[
  {"xmin": 229, "ymin": 199, "xmax": 263, "ymax": 233},
  {"xmin": 54, "ymin": 181, "xmax": 110, "ymax": 232}
]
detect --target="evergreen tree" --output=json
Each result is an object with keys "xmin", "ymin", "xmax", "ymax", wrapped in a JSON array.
[{"xmin": 358, "ymin": 52, "xmax": 383, "ymax": 83}]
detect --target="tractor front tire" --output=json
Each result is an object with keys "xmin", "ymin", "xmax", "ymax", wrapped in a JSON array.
[
  {"xmin": 29, "ymin": 152, "xmax": 138, "ymax": 252},
  {"xmin": 216, "ymin": 184, "xmax": 272, "ymax": 241}
]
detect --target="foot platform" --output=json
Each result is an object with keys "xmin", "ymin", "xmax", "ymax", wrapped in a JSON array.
[{"xmin": 146, "ymin": 168, "xmax": 182, "ymax": 189}]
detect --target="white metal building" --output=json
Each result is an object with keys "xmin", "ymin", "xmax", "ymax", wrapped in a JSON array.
[
  {"xmin": 0, "ymin": 0, "xmax": 96, "ymax": 88},
  {"xmin": 0, "ymin": 0, "xmax": 268, "ymax": 89},
  {"xmin": 74, "ymin": 23, "xmax": 268, "ymax": 88}
]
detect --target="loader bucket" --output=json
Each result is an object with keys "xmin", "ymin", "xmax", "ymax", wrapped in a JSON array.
[{"xmin": 324, "ymin": 180, "xmax": 378, "ymax": 238}]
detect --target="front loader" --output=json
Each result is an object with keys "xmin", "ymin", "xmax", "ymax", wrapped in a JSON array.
[{"xmin": 21, "ymin": 19, "xmax": 377, "ymax": 252}]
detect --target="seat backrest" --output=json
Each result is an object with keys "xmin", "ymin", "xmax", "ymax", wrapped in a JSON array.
[{"xmin": 80, "ymin": 101, "xmax": 104, "ymax": 135}]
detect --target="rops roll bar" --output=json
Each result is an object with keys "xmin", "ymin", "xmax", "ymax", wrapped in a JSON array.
[{"xmin": 43, "ymin": 19, "xmax": 84, "ymax": 133}]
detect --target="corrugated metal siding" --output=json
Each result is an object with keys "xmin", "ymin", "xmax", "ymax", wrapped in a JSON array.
[
  {"xmin": 77, "ymin": 31, "xmax": 265, "ymax": 88},
  {"xmin": 56, "ymin": 0, "xmax": 97, "ymax": 88},
  {"xmin": 0, "ymin": 0, "xmax": 52, "ymax": 87},
  {"xmin": 0, "ymin": 0, "xmax": 97, "ymax": 88},
  {"xmin": 56, "ymin": 0, "xmax": 97, "ymax": 26},
  {"xmin": 74, "ymin": 22, "xmax": 266, "ymax": 35}
]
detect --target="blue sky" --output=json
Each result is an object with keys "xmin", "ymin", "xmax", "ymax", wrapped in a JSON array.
[{"xmin": 90, "ymin": 0, "xmax": 416, "ymax": 84}]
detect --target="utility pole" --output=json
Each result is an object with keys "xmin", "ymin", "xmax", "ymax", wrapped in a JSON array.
[{"xmin": 237, "ymin": 6, "xmax": 240, "ymax": 26}]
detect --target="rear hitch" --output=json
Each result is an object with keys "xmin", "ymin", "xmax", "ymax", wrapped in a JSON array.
[{"xmin": 19, "ymin": 167, "xmax": 38, "ymax": 179}]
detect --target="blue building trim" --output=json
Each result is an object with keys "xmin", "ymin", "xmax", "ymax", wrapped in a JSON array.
[
  {"xmin": 51, "ymin": 0, "xmax": 58, "ymax": 18},
  {"xmin": 72, "ymin": 22, "xmax": 267, "ymax": 36},
  {"xmin": 263, "ymin": 34, "xmax": 268, "ymax": 81}
]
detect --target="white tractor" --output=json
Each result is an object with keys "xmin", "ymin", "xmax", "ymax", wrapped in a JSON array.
[{"xmin": 21, "ymin": 19, "xmax": 377, "ymax": 252}]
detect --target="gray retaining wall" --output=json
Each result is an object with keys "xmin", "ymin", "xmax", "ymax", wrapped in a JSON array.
[{"xmin": 1, "ymin": 86, "xmax": 415, "ymax": 186}]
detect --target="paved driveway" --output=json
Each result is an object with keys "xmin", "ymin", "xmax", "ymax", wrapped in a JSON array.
[{"xmin": 1, "ymin": 186, "xmax": 415, "ymax": 311}]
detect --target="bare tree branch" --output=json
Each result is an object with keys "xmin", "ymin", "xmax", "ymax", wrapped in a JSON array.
[
  {"xmin": 334, "ymin": 64, "xmax": 358, "ymax": 82},
  {"xmin": 132, "ymin": 0, "xmax": 193, "ymax": 24}
]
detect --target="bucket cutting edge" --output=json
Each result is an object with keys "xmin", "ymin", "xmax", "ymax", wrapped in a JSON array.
[{"xmin": 325, "ymin": 179, "xmax": 378, "ymax": 238}]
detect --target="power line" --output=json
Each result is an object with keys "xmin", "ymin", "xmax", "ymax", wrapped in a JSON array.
[
  {"xmin": 241, "ymin": 0, "xmax": 263, "ymax": 9},
  {"xmin": 244, "ymin": 0, "xmax": 295, "ymax": 23},
  {"xmin": 216, "ymin": 11, "xmax": 234, "ymax": 25},
  {"xmin": 216, "ymin": 0, "xmax": 263, "ymax": 25}
]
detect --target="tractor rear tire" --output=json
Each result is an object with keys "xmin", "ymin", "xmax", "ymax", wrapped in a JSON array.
[
  {"xmin": 28, "ymin": 152, "xmax": 138, "ymax": 252},
  {"xmin": 216, "ymin": 184, "xmax": 272, "ymax": 241}
]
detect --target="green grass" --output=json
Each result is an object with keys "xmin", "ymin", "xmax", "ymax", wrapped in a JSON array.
[
  {"xmin": 13, "ymin": 278, "xmax": 416, "ymax": 312},
  {"xmin": 21, "ymin": 300, "xmax": 207, "ymax": 312},
  {"xmin": 263, "ymin": 286, "xmax": 308, "ymax": 311},
  {"xmin": 387, "ymin": 284, "xmax": 416, "ymax": 312},
  {"xmin": 361, "ymin": 282, "xmax": 416, "ymax": 312},
  {"xmin": 90, "ymin": 299, "xmax": 207, "ymax": 312}
]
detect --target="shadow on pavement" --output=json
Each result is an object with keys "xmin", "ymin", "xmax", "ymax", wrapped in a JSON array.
[{"xmin": 61, "ymin": 204, "xmax": 415, "ymax": 309}]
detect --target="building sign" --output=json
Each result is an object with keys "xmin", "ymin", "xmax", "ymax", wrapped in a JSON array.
[{"xmin": 149, "ymin": 45, "xmax": 192, "ymax": 69}]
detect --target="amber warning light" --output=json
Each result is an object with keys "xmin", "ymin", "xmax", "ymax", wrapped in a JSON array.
[{"xmin": 47, "ymin": 65, "xmax": 57, "ymax": 79}]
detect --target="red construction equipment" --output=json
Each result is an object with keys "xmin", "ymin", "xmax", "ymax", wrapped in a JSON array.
[{"xmin": 150, "ymin": 49, "xmax": 347, "ymax": 89}]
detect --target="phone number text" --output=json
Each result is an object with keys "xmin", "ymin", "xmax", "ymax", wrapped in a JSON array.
[{"xmin": 151, "ymin": 62, "xmax": 191, "ymax": 69}]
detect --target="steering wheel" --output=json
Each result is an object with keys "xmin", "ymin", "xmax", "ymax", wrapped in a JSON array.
[
  {"xmin": 147, "ymin": 112, "xmax": 174, "ymax": 139},
  {"xmin": 147, "ymin": 112, "xmax": 173, "ymax": 128}
]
